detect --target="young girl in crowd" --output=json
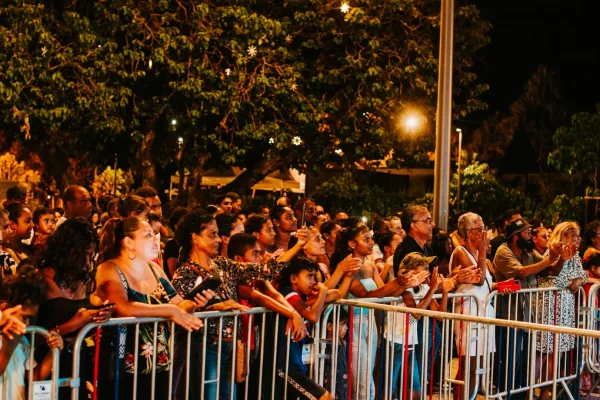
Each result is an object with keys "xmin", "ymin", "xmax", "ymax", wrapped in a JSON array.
[
  {"xmin": 319, "ymin": 220, "xmax": 341, "ymax": 268},
  {"xmin": 384, "ymin": 253, "xmax": 455, "ymax": 400},
  {"xmin": 2, "ymin": 204, "xmax": 33, "ymax": 265},
  {"xmin": 271, "ymin": 205, "xmax": 297, "ymax": 252},
  {"xmin": 31, "ymin": 207, "xmax": 55, "ymax": 256},
  {"xmin": 34, "ymin": 218, "xmax": 112, "ymax": 399},
  {"xmin": 0, "ymin": 209, "xmax": 17, "ymax": 279},
  {"xmin": 330, "ymin": 222, "xmax": 429, "ymax": 400},
  {"xmin": 94, "ymin": 217, "xmax": 212, "ymax": 400}
]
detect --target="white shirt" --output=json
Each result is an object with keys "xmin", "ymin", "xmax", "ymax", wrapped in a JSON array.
[
  {"xmin": 383, "ymin": 284, "xmax": 430, "ymax": 346},
  {"xmin": 54, "ymin": 216, "xmax": 67, "ymax": 229},
  {"xmin": 0, "ymin": 336, "xmax": 36, "ymax": 400}
]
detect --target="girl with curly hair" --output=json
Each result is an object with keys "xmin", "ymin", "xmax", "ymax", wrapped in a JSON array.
[{"xmin": 34, "ymin": 217, "xmax": 113, "ymax": 399}]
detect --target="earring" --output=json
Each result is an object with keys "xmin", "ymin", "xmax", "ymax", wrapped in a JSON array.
[{"xmin": 127, "ymin": 248, "xmax": 137, "ymax": 260}]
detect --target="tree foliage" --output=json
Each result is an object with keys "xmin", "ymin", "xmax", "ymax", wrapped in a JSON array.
[
  {"xmin": 312, "ymin": 171, "xmax": 407, "ymax": 218},
  {"xmin": 0, "ymin": 152, "xmax": 42, "ymax": 193},
  {"xmin": 450, "ymin": 161, "xmax": 523, "ymax": 223},
  {"xmin": 92, "ymin": 166, "xmax": 134, "ymax": 197},
  {"xmin": 0, "ymin": 1, "xmax": 491, "ymax": 194},
  {"xmin": 548, "ymin": 111, "xmax": 600, "ymax": 191}
]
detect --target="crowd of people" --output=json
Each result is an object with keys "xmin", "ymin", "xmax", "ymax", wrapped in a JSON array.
[{"xmin": 0, "ymin": 184, "xmax": 596, "ymax": 400}]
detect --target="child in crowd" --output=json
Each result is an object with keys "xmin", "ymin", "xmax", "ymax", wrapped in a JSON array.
[
  {"xmin": 0, "ymin": 267, "xmax": 64, "ymax": 400},
  {"xmin": 31, "ymin": 208, "xmax": 55, "ymax": 256},
  {"xmin": 275, "ymin": 257, "xmax": 339, "ymax": 400},
  {"xmin": 323, "ymin": 307, "xmax": 349, "ymax": 400},
  {"xmin": 384, "ymin": 253, "xmax": 455, "ymax": 400}
]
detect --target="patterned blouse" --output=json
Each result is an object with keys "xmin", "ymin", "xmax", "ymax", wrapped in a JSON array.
[
  {"xmin": 172, "ymin": 256, "xmax": 284, "ymax": 339},
  {"xmin": 0, "ymin": 250, "xmax": 16, "ymax": 279}
]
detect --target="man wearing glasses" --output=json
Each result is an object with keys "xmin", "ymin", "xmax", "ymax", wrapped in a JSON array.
[{"xmin": 392, "ymin": 205, "xmax": 435, "ymax": 276}]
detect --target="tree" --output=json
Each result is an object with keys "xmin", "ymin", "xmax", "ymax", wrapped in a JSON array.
[
  {"xmin": 548, "ymin": 111, "xmax": 600, "ymax": 192},
  {"xmin": 0, "ymin": 1, "xmax": 491, "ymax": 195},
  {"xmin": 0, "ymin": 152, "xmax": 42, "ymax": 193},
  {"xmin": 449, "ymin": 161, "xmax": 523, "ymax": 223},
  {"xmin": 91, "ymin": 166, "xmax": 134, "ymax": 197}
]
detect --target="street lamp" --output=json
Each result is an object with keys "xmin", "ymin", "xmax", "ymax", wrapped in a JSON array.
[
  {"xmin": 456, "ymin": 128, "xmax": 462, "ymax": 213},
  {"xmin": 400, "ymin": 109, "xmax": 425, "ymax": 134}
]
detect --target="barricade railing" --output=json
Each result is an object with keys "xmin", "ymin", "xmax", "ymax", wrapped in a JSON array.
[
  {"xmin": 484, "ymin": 286, "xmax": 585, "ymax": 400},
  {"xmin": 312, "ymin": 293, "xmax": 483, "ymax": 400},
  {"xmin": 0, "ymin": 326, "xmax": 60, "ymax": 400},
  {"xmin": 584, "ymin": 283, "xmax": 600, "ymax": 394},
  {"xmin": 55, "ymin": 286, "xmax": 596, "ymax": 400}
]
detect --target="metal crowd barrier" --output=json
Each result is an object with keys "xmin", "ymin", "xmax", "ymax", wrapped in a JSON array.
[
  {"xmin": 484, "ymin": 287, "xmax": 585, "ymax": 400},
  {"xmin": 4, "ymin": 286, "xmax": 588, "ymax": 400},
  {"xmin": 311, "ymin": 293, "xmax": 482, "ymax": 400},
  {"xmin": 584, "ymin": 283, "xmax": 600, "ymax": 396},
  {"xmin": 0, "ymin": 326, "xmax": 60, "ymax": 400}
]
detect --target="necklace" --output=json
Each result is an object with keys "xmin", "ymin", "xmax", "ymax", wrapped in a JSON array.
[{"xmin": 61, "ymin": 286, "xmax": 75, "ymax": 300}]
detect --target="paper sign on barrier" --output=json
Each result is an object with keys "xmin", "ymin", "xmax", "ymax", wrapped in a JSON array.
[{"xmin": 32, "ymin": 381, "xmax": 51, "ymax": 400}]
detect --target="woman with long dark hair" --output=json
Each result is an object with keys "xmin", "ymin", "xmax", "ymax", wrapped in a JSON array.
[
  {"xmin": 94, "ymin": 217, "xmax": 212, "ymax": 399},
  {"xmin": 35, "ymin": 217, "xmax": 112, "ymax": 399},
  {"xmin": 171, "ymin": 211, "xmax": 294, "ymax": 400}
]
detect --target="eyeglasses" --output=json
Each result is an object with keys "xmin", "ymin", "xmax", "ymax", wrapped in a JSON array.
[
  {"xmin": 467, "ymin": 227, "xmax": 486, "ymax": 233},
  {"xmin": 413, "ymin": 218, "xmax": 433, "ymax": 225}
]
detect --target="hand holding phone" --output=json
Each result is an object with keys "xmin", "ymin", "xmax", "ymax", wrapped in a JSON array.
[{"xmin": 184, "ymin": 277, "xmax": 223, "ymax": 301}]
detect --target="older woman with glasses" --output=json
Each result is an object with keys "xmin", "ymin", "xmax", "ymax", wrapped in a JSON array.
[{"xmin": 448, "ymin": 212, "xmax": 494, "ymax": 399}]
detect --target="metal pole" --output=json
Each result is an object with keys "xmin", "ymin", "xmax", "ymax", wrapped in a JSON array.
[
  {"xmin": 433, "ymin": 0, "xmax": 455, "ymax": 230},
  {"xmin": 457, "ymin": 128, "xmax": 462, "ymax": 214},
  {"xmin": 113, "ymin": 154, "xmax": 118, "ymax": 195}
]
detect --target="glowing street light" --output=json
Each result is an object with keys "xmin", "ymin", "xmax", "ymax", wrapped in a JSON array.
[
  {"xmin": 341, "ymin": 2, "xmax": 350, "ymax": 13},
  {"xmin": 400, "ymin": 110, "xmax": 425, "ymax": 134},
  {"xmin": 171, "ymin": 119, "xmax": 177, "ymax": 126}
]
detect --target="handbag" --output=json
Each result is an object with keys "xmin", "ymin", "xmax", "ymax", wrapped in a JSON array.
[{"xmin": 235, "ymin": 339, "xmax": 248, "ymax": 383}]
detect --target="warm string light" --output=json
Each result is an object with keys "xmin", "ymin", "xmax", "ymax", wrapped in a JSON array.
[{"xmin": 341, "ymin": 2, "xmax": 350, "ymax": 13}]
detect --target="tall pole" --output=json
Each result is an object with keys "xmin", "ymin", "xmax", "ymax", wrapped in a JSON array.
[
  {"xmin": 113, "ymin": 154, "xmax": 118, "ymax": 195},
  {"xmin": 433, "ymin": 0, "xmax": 454, "ymax": 231},
  {"xmin": 456, "ymin": 128, "xmax": 462, "ymax": 214}
]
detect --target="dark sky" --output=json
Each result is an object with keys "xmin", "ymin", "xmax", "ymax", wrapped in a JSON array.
[{"xmin": 471, "ymin": 0, "xmax": 599, "ymax": 113}]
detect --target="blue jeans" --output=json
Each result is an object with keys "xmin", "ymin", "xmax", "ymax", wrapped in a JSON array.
[
  {"xmin": 414, "ymin": 318, "xmax": 442, "ymax": 385},
  {"xmin": 205, "ymin": 340, "xmax": 236, "ymax": 400},
  {"xmin": 388, "ymin": 343, "xmax": 421, "ymax": 395}
]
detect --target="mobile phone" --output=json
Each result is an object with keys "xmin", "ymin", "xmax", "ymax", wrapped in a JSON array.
[
  {"xmin": 90, "ymin": 303, "xmax": 115, "ymax": 310},
  {"xmin": 300, "ymin": 203, "xmax": 306, "ymax": 227},
  {"xmin": 184, "ymin": 277, "xmax": 223, "ymax": 300}
]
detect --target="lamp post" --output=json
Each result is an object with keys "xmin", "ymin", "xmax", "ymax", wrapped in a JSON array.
[
  {"xmin": 432, "ymin": 0, "xmax": 455, "ymax": 231},
  {"xmin": 456, "ymin": 128, "xmax": 462, "ymax": 213},
  {"xmin": 113, "ymin": 154, "xmax": 118, "ymax": 195}
]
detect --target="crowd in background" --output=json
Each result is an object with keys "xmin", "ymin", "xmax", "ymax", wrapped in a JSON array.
[{"xmin": 0, "ymin": 184, "xmax": 597, "ymax": 400}]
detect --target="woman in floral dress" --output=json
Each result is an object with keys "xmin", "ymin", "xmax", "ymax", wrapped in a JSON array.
[
  {"xmin": 94, "ymin": 216, "xmax": 213, "ymax": 399},
  {"xmin": 171, "ymin": 211, "xmax": 297, "ymax": 400},
  {"xmin": 536, "ymin": 221, "xmax": 585, "ymax": 400}
]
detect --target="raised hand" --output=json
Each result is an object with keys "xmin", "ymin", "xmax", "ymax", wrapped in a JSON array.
[
  {"xmin": 338, "ymin": 255, "xmax": 362, "ymax": 277},
  {"xmin": 429, "ymin": 267, "xmax": 441, "ymax": 291},
  {"xmin": 441, "ymin": 276, "xmax": 457, "ymax": 292},
  {"xmin": 295, "ymin": 227, "xmax": 310, "ymax": 247},
  {"xmin": 0, "ymin": 305, "xmax": 27, "ymax": 339}
]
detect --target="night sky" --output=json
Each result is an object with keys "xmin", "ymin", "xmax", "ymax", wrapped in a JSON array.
[{"xmin": 472, "ymin": 0, "xmax": 599, "ymax": 114}]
